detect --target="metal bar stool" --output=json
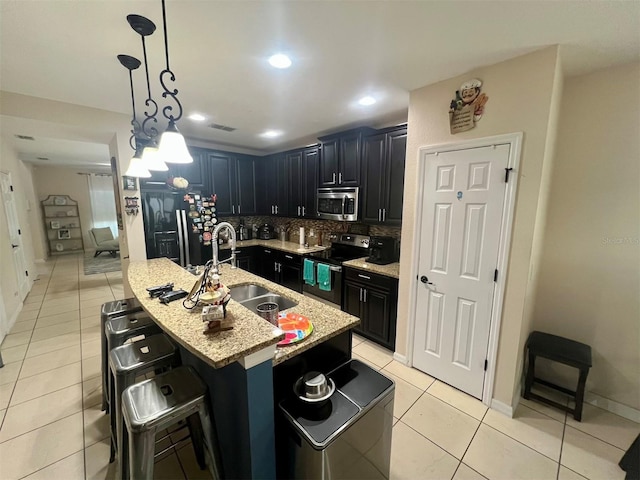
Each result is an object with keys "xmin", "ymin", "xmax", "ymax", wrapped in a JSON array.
[
  {"xmin": 524, "ymin": 331, "xmax": 592, "ymax": 421},
  {"xmin": 101, "ymin": 298, "xmax": 143, "ymax": 412},
  {"xmin": 105, "ymin": 312, "xmax": 161, "ymax": 461},
  {"xmin": 121, "ymin": 366, "xmax": 223, "ymax": 480},
  {"xmin": 109, "ymin": 333, "xmax": 180, "ymax": 477}
]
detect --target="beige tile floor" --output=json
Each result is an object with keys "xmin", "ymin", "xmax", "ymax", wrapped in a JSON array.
[{"xmin": 0, "ymin": 254, "xmax": 637, "ymax": 479}]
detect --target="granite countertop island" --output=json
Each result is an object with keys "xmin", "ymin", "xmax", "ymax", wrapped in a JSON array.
[{"xmin": 127, "ymin": 257, "xmax": 359, "ymax": 368}]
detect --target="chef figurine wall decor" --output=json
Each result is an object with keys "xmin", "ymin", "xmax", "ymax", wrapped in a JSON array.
[{"xmin": 449, "ymin": 78, "xmax": 489, "ymax": 134}]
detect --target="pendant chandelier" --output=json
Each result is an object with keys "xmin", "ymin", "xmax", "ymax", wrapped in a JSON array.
[{"xmin": 118, "ymin": 0, "xmax": 192, "ymax": 178}]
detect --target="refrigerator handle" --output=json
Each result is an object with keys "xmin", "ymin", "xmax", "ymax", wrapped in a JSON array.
[
  {"xmin": 182, "ymin": 210, "xmax": 191, "ymax": 266},
  {"xmin": 176, "ymin": 209, "xmax": 185, "ymax": 267}
]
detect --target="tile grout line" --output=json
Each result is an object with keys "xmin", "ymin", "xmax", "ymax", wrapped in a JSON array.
[
  {"xmin": 480, "ymin": 421, "xmax": 563, "ymax": 465},
  {"xmin": 556, "ymin": 417, "xmax": 567, "ymax": 480},
  {"xmin": 455, "ymin": 406, "xmax": 489, "ymax": 474}
]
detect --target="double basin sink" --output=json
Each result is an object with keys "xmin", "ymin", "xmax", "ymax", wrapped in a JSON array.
[{"xmin": 230, "ymin": 284, "xmax": 298, "ymax": 313}]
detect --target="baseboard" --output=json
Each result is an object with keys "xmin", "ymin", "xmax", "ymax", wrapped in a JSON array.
[
  {"xmin": 490, "ymin": 398, "xmax": 514, "ymax": 418},
  {"xmin": 5, "ymin": 301, "xmax": 23, "ymax": 337},
  {"xmin": 34, "ymin": 258, "xmax": 45, "ymax": 264},
  {"xmin": 586, "ymin": 392, "xmax": 640, "ymax": 423},
  {"xmin": 392, "ymin": 352, "xmax": 408, "ymax": 365}
]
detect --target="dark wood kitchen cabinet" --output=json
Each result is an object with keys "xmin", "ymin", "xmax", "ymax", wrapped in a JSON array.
[
  {"xmin": 140, "ymin": 146, "xmax": 208, "ymax": 191},
  {"xmin": 287, "ymin": 146, "xmax": 319, "ymax": 218},
  {"xmin": 343, "ymin": 267, "xmax": 398, "ymax": 350},
  {"xmin": 258, "ymin": 248, "xmax": 303, "ymax": 292},
  {"xmin": 219, "ymin": 246, "xmax": 259, "ymax": 274},
  {"xmin": 361, "ymin": 126, "xmax": 407, "ymax": 225},
  {"xmin": 257, "ymin": 154, "xmax": 289, "ymax": 216},
  {"xmin": 208, "ymin": 152, "xmax": 258, "ymax": 216},
  {"xmin": 318, "ymin": 127, "xmax": 374, "ymax": 187}
]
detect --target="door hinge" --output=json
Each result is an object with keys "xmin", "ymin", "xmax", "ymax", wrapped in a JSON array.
[
  {"xmin": 484, "ymin": 359, "xmax": 488, "ymax": 371},
  {"xmin": 505, "ymin": 167, "xmax": 513, "ymax": 182},
  {"xmin": 18, "ymin": 229, "xmax": 21, "ymax": 235},
  {"xmin": 10, "ymin": 185, "xmax": 14, "ymax": 192},
  {"xmin": 494, "ymin": 269, "xmax": 498, "ymax": 282},
  {"xmin": 25, "ymin": 270, "xmax": 29, "ymax": 277}
]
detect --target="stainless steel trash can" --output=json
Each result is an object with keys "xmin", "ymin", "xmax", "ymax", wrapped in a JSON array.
[{"xmin": 279, "ymin": 359, "xmax": 394, "ymax": 479}]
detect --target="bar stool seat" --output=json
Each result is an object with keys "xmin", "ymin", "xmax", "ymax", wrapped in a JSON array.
[
  {"xmin": 524, "ymin": 331, "xmax": 592, "ymax": 421},
  {"xmin": 101, "ymin": 298, "xmax": 143, "ymax": 413},
  {"xmin": 109, "ymin": 334, "xmax": 180, "ymax": 474},
  {"xmin": 121, "ymin": 366, "xmax": 223, "ymax": 480}
]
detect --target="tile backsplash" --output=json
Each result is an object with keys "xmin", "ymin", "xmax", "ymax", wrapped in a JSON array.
[{"xmin": 219, "ymin": 216, "xmax": 401, "ymax": 245}]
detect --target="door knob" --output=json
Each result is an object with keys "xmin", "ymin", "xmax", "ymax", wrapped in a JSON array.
[
  {"xmin": 11, "ymin": 244, "xmax": 18, "ymax": 249},
  {"xmin": 420, "ymin": 276, "xmax": 433, "ymax": 285}
]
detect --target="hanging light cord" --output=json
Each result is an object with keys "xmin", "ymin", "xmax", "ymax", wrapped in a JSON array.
[{"xmin": 159, "ymin": 0, "xmax": 183, "ymax": 123}]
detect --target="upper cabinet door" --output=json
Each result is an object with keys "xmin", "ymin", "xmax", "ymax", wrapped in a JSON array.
[
  {"xmin": 338, "ymin": 132, "xmax": 361, "ymax": 186},
  {"xmin": 361, "ymin": 133, "xmax": 386, "ymax": 223},
  {"xmin": 319, "ymin": 139, "xmax": 338, "ymax": 187},
  {"xmin": 384, "ymin": 128, "xmax": 407, "ymax": 225},
  {"xmin": 302, "ymin": 147, "xmax": 319, "ymax": 218},
  {"xmin": 235, "ymin": 155, "xmax": 257, "ymax": 216},
  {"xmin": 275, "ymin": 154, "xmax": 289, "ymax": 216},
  {"xmin": 174, "ymin": 148, "xmax": 208, "ymax": 190},
  {"xmin": 208, "ymin": 152, "xmax": 236, "ymax": 216},
  {"xmin": 287, "ymin": 150, "xmax": 303, "ymax": 216}
]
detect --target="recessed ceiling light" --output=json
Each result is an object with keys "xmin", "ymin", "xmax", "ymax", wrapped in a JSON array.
[
  {"xmin": 260, "ymin": 130, "xmax": 282, "ymax": 138},
  {"xmin": 188, "ymin": 113, "xmax": 206, "ymax": 122},
  {"xmin": 268, "ymin": 54, "xmax": 292, "ymax": 69},
  {"xmin": 358, "ymin": 96, "xmax": 376, "ymax": 106}
]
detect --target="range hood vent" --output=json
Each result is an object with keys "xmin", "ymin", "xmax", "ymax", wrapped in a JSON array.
[{"xmin": 208, "ymin": 123, "xmax": 236, "ymax": 132}]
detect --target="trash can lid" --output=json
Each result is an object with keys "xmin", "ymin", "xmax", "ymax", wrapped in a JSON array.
[{"xmin": 332, "ymin": 359, "xmax": 394, "ymax": 408}]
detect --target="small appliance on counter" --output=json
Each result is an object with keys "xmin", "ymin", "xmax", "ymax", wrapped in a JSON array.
[
  {"xmin": 367, "ymin": 236, "xmax": 398, "ymax": 265},
  {"xmin": 237, "ymin": 221, "xmax": 252, "ymax": 241},
  {"xmin": 258, "ymin": 223, "xmax": 275, "ymax": 240}
]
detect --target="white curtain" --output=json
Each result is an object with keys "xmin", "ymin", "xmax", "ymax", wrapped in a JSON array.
[{"xmin": 87, "ymin": 174, "xmax": 118, "ymax": 237}]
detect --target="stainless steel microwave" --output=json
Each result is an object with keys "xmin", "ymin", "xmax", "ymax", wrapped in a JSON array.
[{"xmin": 317, "ymin": 187, "xmax": 359, "ymax": 221}]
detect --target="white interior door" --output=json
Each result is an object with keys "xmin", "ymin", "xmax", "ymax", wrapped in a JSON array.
[
  {"xmin": 412, "ymin": 144, "xmax": 510, "ymax": 399},
  {"xmin": 1, "ymin": 172, "xmax": 30, "ymax": 301}
]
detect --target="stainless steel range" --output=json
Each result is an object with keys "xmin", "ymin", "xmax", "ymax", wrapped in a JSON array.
[{"xmin": 303, "ymin": 233, "xmax": 370, "ymax": 307}]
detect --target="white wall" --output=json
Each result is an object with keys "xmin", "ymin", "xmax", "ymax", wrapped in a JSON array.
[
  {"xmin": 532, "ymin": 62, "xmax": 640, "ymax": 410},
  {"xmin": 399, "ymin": 47, "xmax": 561, "ymax": 408},
  {"xmin": 0, "ymin": 142, "xmax": 39, "ymax": 331}
]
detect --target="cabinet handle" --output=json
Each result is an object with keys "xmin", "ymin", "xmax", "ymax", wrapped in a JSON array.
[
  {"xmin": 358, "ymin": 274, "xmax": 371, "ymax": 280},
  {"xmin": 232, "ymin": 205, "xmax": 235, "ymax": 214},
  {"xmin": 363, "ymin": 289, "xmax": 367, "ymax": 302},
  {"xmin": 274, "ymin": 262, "xmax": 278, "ymax": 272},
  {"xmin": 383, "ymin": 208, "xmax": 386, "ymax": 222},
  {"xmin": 339, "ymin": 172, "xmax": 343, "ymax": 184},
  {"xmin": 297, "ymin": 206, "xmax": 301, "ymax": 216},
  {"xmin": 332, "ymin": 172, "xmax": 336, "ymax": 184},
  {"xmin": 285, "ymin": 255, "xmax": 293, "ymax": 260},
  {"xmin": 278, "ymin": 263, "xmax": 282, "ymax": 272},
  {"xmin": 264, "ymin": 249, "xmax": 271, "ymax": 253},
  {"xmin": 302, "ymin": 206, "xmax": 306, "ymax": 216},
  {"xmin": 238, "ymin": 205, "xmax": 241, "ymax": 214},
  {"xmin": 378, "ymin": 209, "xmax": 381, "ymax": 222},
  {"xmin": 275, "ymin": 205, "xmax": 279, "ymax": 215},
  {"xmin": 271, "ymin": 205, "xmax": 274, "ymax": 214},
  {"xmin": 359, "ymin": 288, "xmax": 363, "ymax": 302}
]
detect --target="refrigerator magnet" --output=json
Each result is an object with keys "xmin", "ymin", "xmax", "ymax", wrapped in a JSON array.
[
  {"xmin": 203, "ymin": 232, "xmax": 212, "ymax": 242},
  {"xmin": 204, "ymin": 227, "xmax": 210, "ymax": 232},
  {"xmin": 203, "ymin": 215, "xmax": 211, "ymax": 221},
  {"xmin": 195, "ymin": 195, "xmax": 201, "ymax": 200},
  {"xmin": 188, "ymin": 211, "xmax": 199, "ymax": 218}
]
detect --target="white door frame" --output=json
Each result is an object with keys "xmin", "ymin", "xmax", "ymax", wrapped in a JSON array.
[{"xmin": 405, "ymin": 132, "xmax": 522, "ymax": 405}]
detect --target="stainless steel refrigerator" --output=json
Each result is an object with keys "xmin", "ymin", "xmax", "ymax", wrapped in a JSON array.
[{"xmin": 141, "ymin": 190, "xmax": 215, "ymax": 267}]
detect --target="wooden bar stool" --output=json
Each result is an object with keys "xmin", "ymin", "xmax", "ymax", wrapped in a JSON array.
[
  {"xmin": 100, "ymin": 298, "xmax": 143, "ymax": 412},
  {"xmin": 523, "ymin": 331, "xmax": 592, "ymax": 421},
  {"xmin": 121, "ymin": 366, "xmax": 224, "ymax": 480},
  {"xmin": 109, "ymin": 333, "xmax": 180, "ymax": 478}
]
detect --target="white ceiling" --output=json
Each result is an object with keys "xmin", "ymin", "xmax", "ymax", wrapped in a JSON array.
[{"xmin": 1, "ymin": 0, "xmax": 639, "ymax": 167}]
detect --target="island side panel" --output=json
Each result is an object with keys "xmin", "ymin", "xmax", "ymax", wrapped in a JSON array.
[{"xmin": 181, "ymin": 346, "xmax": 276, "ymax": 480}]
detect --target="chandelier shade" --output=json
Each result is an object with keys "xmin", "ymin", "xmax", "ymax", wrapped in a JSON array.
[{"xmin": 159, "ymin": 119, "xmax": 193, "ymax": 164}]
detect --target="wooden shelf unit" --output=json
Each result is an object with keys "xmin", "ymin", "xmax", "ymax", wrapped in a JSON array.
[{"xmin": 41, "ymin": 195, "xmax": 84, "ymax": 256}]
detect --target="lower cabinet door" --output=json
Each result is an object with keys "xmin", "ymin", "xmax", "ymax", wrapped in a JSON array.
[
  {"xmin": 280, "ymin": 262, "xmax": 302, "ymax": 293},
  {"xmin": 343, "ymin": 281, "xmax": 363, "ymax": 318},
  {"xmin": 362, "ymin": 287, "xmax": 392, "ymax": 348}
]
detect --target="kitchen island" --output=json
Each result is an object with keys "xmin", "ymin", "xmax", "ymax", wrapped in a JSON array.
[{"xmin": 127, "ymin": 257, "xmax": 359, "ymax": 479}]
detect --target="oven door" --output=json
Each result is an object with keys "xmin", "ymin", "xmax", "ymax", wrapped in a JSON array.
[
  {"xmin": 302, "ymin": 259, "xmax": 343, "ymax": 307},
  {"xmin": 317, "ymin": 187, "xmax": 359, "ymax": 221}
]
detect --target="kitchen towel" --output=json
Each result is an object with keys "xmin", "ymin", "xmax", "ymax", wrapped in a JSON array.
[
  {"xmin": 317, "ymin": 263, "xmax": 332, "ymax": 292},
  {"xmin": 303, "ymin": 259, "xmax": 316, "ymax": 286}
]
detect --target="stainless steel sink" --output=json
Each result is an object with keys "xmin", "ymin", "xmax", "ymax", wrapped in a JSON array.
[
  {"xmin": 240, "ymin": 294, "xmax": 298, "ymax": 312},
  {"xmin": 229, "ymin": 284, "xmax": 271, "ymax": 302}
]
